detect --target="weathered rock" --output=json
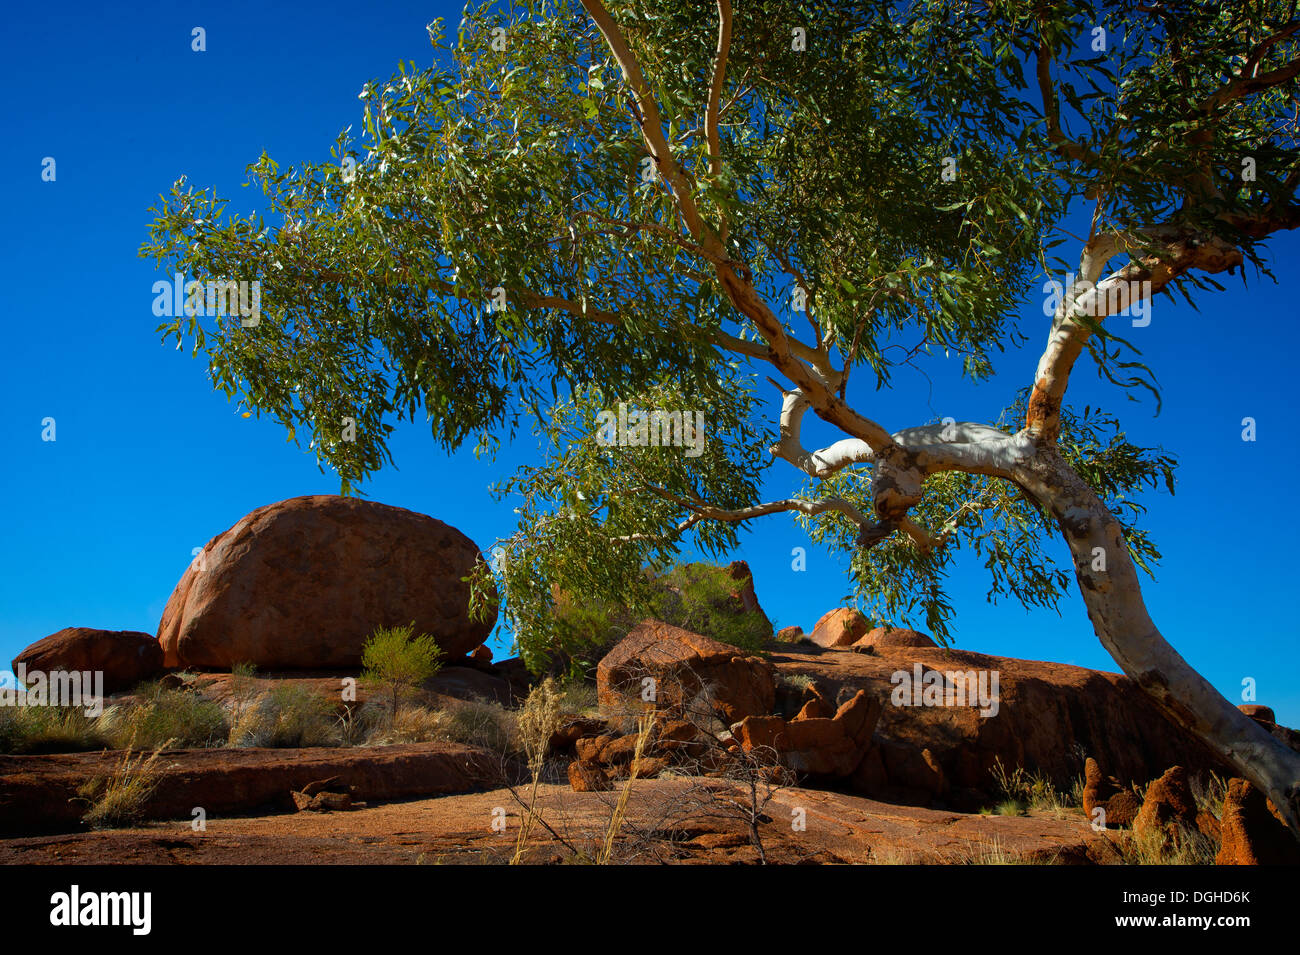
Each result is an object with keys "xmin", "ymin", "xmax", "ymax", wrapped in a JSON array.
[
  {"xmin": 653, "ymin": 719, "xmax": 700, "ymax": 744},
  {"xmin": 600, "ymin": 734, "xmax": 642, "ymax": 765},
  {"xmin": 776, "ymin": 626, "xmax": 806, "ymax": 643},
  {"xmin": 735, "ymin": 690, "xmax": 881, "ymax": 777},
  {"xmin": 1083, "ymin": 757, "xmax": 1140, "ymax": 828},
  {"xmin": 157, "ymin": 495, "xmax": 495, "ymax": 669},
  {"xmin": 879, "ymin": 740, "xmax": 947, "ymax": 798},
  {"xmin": 851, "ymin": 627, "xmax": 938, "ymax": 651},
  {"xmin": 549, "ymin": 717, "xmax": 608, "ymax": 752},
  {"xmin": 1134, "ymin": 766, "xmax": 1203, "ymax": 847},
  {"xmin": 567, "ymin": 760, "xmax": 612, "ymax": 793},
  {"xmin": 0, "ymin": 778, "xmax": 1127, "ymax": 865},
  {"xmin": 291, "ymin": 789, "xmax": 355, "ymax": 812},
  {"xmin": 298, "ymin": 776, "xmax": 350, "ymax": 798},
  {"xmin": 575, "ymin": 734, "xmax": 616, "ymax": 763},
  {"xmin": 769, "ymin": 641, "xmax": 1235, "ymax": 810},
  {"xmin": 1216, "ymin": 778, "xmax": 1300, "ymax": 865},
  {"xmin": 795, "ymin": 698, "xmax": 835, "ymax": 721},
  {"xmin": 809, "ymin": 608, "xmax": 871, "ymax": 649},
  {"xmin": 630, "ymin": 755, "xmax": 670, "ymax": 778},
  {"xmin": 1238, "ymin": 704, "xmax": 1276, "ymax": 724},
  {"xmin": 597, "ymin": 621, "xmax": 776, "ymax": 724},
  {"xmin": 655, "ymin": 560, "xmax": 773, "ymax": 641},
  {"xmin": 11, "ymin": 628, "xmax": 163, "ymax": 694},
  {"xmin": 720, "ymin": 561, "xmax": 771, "ymax": 630}
]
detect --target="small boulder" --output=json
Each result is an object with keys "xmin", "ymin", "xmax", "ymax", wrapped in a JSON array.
[
  {"xmin": 630, "ymin": 755, "xmax": 670, "ymax": 778},
  {"xmin": 12, "ymin": 628, "xmax": 163, "ymax": 694},
  {"xmin": 795, "ymin": 698, "xmax": 835, "ymax": 721},
  {"xmin": 599, "ymin": 734, "xmax": 642, "ymax": 766},
  {"xmin": 1238, "ymin": 704, "xmax": 1276, "ymax": 724},
  {"xmin": 736, "ymin": 690, "xmax": 881, "ymax": 777},
  {"xmin": 597, "ymin": 621, "xmax": 775, "ymax": 724},
  {"xmin": 299, "ymin": 776, "xmax": 349, "ymax": 798},
  {"xmin": 549, "ymin": 716, "xmax": 608, "ymax": 752},
  {"xmin": 809, "ymin": 608, "xmax": 871, "ymax": 649},
  {"xmin": 575, "ymin": 734, "xmax": 616, "ymax": 763},
  {"xmin": 291, "ymin": 790, "xmax": 355, "ymax": 812},
  {"xmin": 568, "ymin": 760, "xmax": 612, "ymax": 793},
  {"xmin": 776, "ymin": 626, "xmax": 806, "ymax": 644},
  {"xmin": 851, "ymin": 627, "xmax": 938, "ymax": 651}
]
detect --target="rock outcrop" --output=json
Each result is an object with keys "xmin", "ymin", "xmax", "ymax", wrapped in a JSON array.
[
  {"xmin": 809, "ymin": 608, "xmax": 871, "ymax": 648},
  {"xmin": 1238, "ymin": 704, "xmax": 1276, "ymax": 724},
  {"xmin": 597, "ymin": 621, "xmax": 775, "ymax": 724},
  {"xmin": 11, "ymin": 628, "xmax": 163, "ymax": 694},
  {"xmin": 851, "ymin": 627, "xmax": 938, "ymax": 652},
  {"xmin": 769, "ymin": 642, "xmax": 1233, "ymax": 809},
  {"xmin": 735, "ymin": 689, "xmax": 882, "ymax": 777},
  {"xmin": 157, "ymin": 495, "xmax": 495, "ymax": 669}
]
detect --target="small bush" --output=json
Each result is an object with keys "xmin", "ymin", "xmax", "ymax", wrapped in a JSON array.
[
  {"xmin": 361, "ymin": 623, "xmax": 445, "ymax": 723},
  {"xmin": 1120, "ymin": 825, "xmax": 1218, "ymax": 865},
  {"xmin": 120, "ymin": 682, "xmax": 228, "ymax": 749},
  {"xmin": 649, "ymin": 564, "xmax": 772, "ymax": 655},
  {"xmin": 228, "ymin": 683, "xmax": 340, "ymax": 748},
  {"xmin": 79, "ymin": 746, "xmax": 169, "ymax": 829},
  {"xmin": 0, "ymin": 704, "xmax": 116, "ymax": 754},
  {"xmin": 517, "ymin": 678, "xmax": 564, "ymax": 769},
  {"xmin": 994, "ymin": 798, "xmax": 1027, "ymax": 817},
  {"xmin": 990, "ymin": 757, "xmax": 1076, "ymax": 813},
  {"xmin": 434, "ymin": 697, "xmax": 518, "ymax": 752}
]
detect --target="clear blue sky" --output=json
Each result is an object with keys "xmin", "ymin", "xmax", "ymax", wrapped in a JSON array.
[{"xmin": 2, "ymin": 1, "xmax": 1297, "ymax": 725}]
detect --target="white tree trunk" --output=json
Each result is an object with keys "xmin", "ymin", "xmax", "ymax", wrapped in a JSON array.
[{"xmin": 1016, "ymin": 447, "xmax": 1300, "ymax": 837}]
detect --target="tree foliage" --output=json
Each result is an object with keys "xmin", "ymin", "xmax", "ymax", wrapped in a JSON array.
[{"xmin": 142, "ymin": 0, "xmax": 1299, "ymax": 666}]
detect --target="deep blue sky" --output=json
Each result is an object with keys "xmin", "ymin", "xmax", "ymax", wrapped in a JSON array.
[{"xmin": 2, "ymin": 1, "xmax": 1297, "ymax": 725}]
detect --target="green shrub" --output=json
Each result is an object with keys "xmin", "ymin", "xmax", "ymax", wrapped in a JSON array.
[
  {"xmin": 994, "ymin": 798, "xmax": 1027, "ymax": 817},
  {"xmin": 122, "ymin": 682, "xmax": 228, "ymax": 749},
  {"xmin": 515, "ymin": 561, "xmax": 773, "ymax": 679},
  {"xmin": 0, "ymin": 704, "xmax": 115, "ymax": 754},
  {"xmin": 649, "ymin": 563, "xmax": 772, "ymax": 655},
  {"xmin": 361, "ymin": 623, "xmax": 445, "ymax": 723},
  {"xmin": 990, "ymin": 757, "xmax": 1077, "ymax": 813},
  {"xmin": 780, "ymin": 673, "xmax": 814, "ymax": 691}
]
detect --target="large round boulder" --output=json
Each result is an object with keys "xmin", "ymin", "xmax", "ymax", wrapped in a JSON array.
[
  {"xmin": 12, "ymin": 628, "xmax": 163, "ymax": 693},
  {"xmin": 157, "ymin": 495, "xmax": 495, "ymax": 669}
]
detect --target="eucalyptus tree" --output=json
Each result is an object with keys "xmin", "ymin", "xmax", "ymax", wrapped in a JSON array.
[{"xmin": 142, "ymin": 0, "xmax": 1300, "ymax": 835}]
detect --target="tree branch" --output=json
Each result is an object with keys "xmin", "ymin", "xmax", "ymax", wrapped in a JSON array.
[
  {"xmin": 1025, "ymin": 227, "xmax": 1244, "ymax": 441},
  {"xmin": 705, "ymin": 0, "xmax": 733, "ymax": 245}
]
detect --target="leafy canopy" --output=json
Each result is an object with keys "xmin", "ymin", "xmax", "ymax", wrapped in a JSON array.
[{"xmin": 142, "ymin": 0, "xmax": 1299, "ymax": 663}]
